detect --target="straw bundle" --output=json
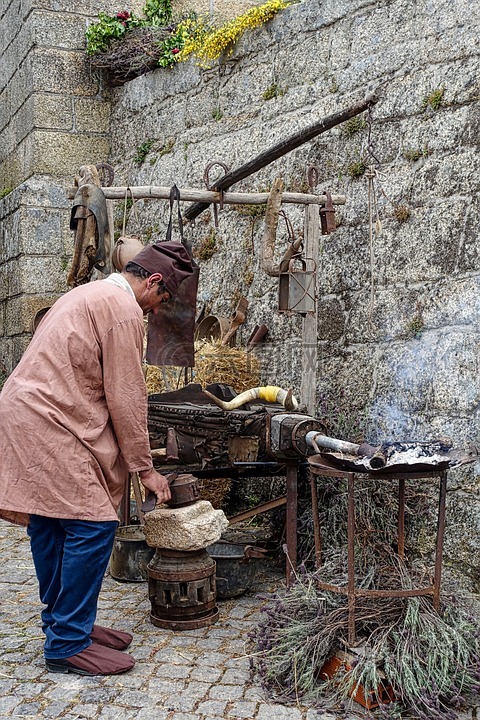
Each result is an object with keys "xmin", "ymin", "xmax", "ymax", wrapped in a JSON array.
[
  {"xmin": 145, "ymin": 339, "xmax": 260, "ymax": 395},
  {"xmin": 198, "ymin": 478, "xmax": 233, "ymax": 509},
  {"xmin": 193, "ymin": 339, "xmax": 260, "ymax": 391},
  {"xmin": 145, "ymin": 340, "xmax": 261, "ymax": 510}
]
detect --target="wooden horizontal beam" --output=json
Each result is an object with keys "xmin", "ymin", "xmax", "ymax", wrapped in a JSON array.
[
  {"xmin": 67, "ymin": 185, "xmax": 346, "ymax": 207},
  {"xmin": 184, "ymin": 92, "xmax": 378, "ymax": 220}
]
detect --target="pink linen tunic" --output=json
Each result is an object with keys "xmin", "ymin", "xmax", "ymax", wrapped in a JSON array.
[{"xmin": 0, "ymin": 280, "xmax": 153, "ymax": 526}]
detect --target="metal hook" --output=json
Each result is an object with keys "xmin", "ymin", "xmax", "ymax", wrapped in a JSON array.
[
  {"xmin": 203, "ymin": 160, "xmax": 230, "ymax": 227},
  {"xmin": 306, "ymin": 165, "xmax": 319, "ymax": 192}
]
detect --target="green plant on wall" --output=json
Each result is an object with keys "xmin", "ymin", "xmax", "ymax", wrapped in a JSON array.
[
  {"xmin": 262, "ymin": 83, "xmax": 285, "ymax": 100},
  {"xmin": 405, "ymin": 303, "xmax": 425, "ymax": 338},
  {"xmin": 0, "ymin": 186, "xmax": 13, "ymax": 199},
  {"xmin": 341, "ymin": 114, "xmax": 367, "ymax": 136},
  {"xmin": 403, "ymin": 145, "xmax": 432, "ymax": 162},
  {"xmin": 422, "ymin": 87, "xmax": 444, "ymax": 112},
  {"xmin": 346, "ymin": 156, "xmax": 368, "ymax": 179},
  {"xmin": 143, "ymin": 0, "xmax": 173, "ymax": 26},
  {"xmin": 406, "ymin": 314, "xmax": 424, "ymax": 338},
  {"xmin": 195, "ymin": 229, "xmax": 218, "ymax": 261},
  {"xmin": 235, "ymin": 203, "xmax": 267, "ymax": 219},
  {"xmin": 86, "ymin": 0, "xmax": 292, "ymax": 76},
  {"xmin": 134, "ymin": 139, "xmax": 155, "ymax": 164},
  {"xmin": 85, "ymin": 0, "xmax": 173, "ymax": 54}
]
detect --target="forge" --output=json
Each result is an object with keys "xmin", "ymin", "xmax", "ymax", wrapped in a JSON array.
[{"xmin": 136, "ymin": 382, "xmax": 479, "ymax": 594}]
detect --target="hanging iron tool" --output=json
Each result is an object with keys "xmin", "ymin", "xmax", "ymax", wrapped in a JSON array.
[
  {"xmin": 203, "ymin": 160, "xmax": 230, "ymax": 228},
  {"xmin": 68, "ymin": 164, "xmax": 109, "ymax": 286}
]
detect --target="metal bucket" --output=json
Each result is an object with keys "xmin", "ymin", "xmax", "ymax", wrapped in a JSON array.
[
  {"xmin": 110, "ymin": 525, "xmax": 155, "ymax": 582},
  {"xmin": 206, "ymin": 542, "xmax": 266, "ymax": 599}
]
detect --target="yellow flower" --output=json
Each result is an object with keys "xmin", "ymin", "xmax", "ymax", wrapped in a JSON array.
[{"xmin": 177, "ymin": 0, "xmax": 292, "ymax": 67}]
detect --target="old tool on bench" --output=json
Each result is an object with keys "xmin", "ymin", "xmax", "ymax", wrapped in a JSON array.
[{"xmin": 305, "ymin": 432, "xmax": 389, "ymax": 468}]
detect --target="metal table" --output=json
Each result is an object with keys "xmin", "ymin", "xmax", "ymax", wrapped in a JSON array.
[{"xmin": 308, "ymin": 455, "xmax": 447, "ymax": 645}]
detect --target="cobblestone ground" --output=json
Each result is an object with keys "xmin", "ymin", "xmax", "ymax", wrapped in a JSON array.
[
  {"xmin": 0, "ymin": 520, "xmax": 344, "ymax": 720},
  {"xmin": 0, "ymin": 521, "xmax": 476, "ymax": 720}
]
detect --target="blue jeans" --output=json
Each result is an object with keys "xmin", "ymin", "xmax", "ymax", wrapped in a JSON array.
[{"xmin": 27, "ymin": 516, "xmax": 118, "ymax": 659}]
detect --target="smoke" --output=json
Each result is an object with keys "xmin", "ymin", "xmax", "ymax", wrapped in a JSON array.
[
  {"xmin": 367, "ymin": 338, "xmax": 439, "ymax": 443},
  {"xmin": 368, "ymin": 398, "xmax": 420, "ymax": 443}
]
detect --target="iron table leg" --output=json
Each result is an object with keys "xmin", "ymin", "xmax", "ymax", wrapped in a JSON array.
[
  {"xmin": 433, "ymin": 471, "xmax": 447, "ymax": 611},
  {"xmin": 347, "ymin": 472, "xmax": 356, "ymax": 645},
  {"xmin": 286, "ymin": 463, "xmax": 298, "ymax": 587}
]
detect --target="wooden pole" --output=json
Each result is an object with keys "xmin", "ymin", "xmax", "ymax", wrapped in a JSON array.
[
  {"xmin": 183, "ymin": 93, "xmax": 378, "ymax": 221},
  {"xmin": 67, "ymin": 186, "xmax": 345, "ymax": 207}
]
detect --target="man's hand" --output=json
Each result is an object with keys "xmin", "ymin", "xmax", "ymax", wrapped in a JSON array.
[{"xmin": 138, "ymin": 467, "xmax": 171, "ymax": 505}]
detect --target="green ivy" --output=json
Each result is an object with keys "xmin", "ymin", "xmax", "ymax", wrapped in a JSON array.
[
  {"xmin": 85, "ymin": 0, "xmax": 173, "ymax": 55},
  {"xmin": 157, "ymin": 28, "xmax": 185, "ymax": 67},
  {"xmin": 144, "ymin": 0, "xmax": 173, "ymax": 26}
]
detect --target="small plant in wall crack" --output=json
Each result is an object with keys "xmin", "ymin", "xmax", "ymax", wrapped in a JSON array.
[
  {"xmin": 393, "ymin": 203, "xmax": 411, "ymax": 223},
  {"xmin": 341, "ymin": 114, "xmax": 367, "ymax": 137},
  {"xmin": 262, "ymin": 83, "xmax": 285, "ymax": 101},
  {"xmin": 195, "ymin": 229, "xmax": 218, "ymax": 261},
  {"xmin": 405, "ymin": 303, "xmax": 425, "ymax": 338},
  {"xmin": 403, "ymin": 145, "xmax": 432, "ymax": 162},
  {"xmin": 134, "ymin": 139, "xmax": 155, "ymax": 165},
  {"xmin": 422, "ymin": 87, "xmax": 445, "ymax": 112},
  {"xmin": 346, "ymin": 156, "xmax": 368, "ymax": 179},
  {"xmin": 0, "ymin": 186, "xmax": 13, "ymax": 199}
]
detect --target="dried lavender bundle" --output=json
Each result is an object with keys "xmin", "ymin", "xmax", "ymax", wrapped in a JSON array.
[{"xmin": 249, "ymin": 567, "xmax": 480, "ymax": 719}]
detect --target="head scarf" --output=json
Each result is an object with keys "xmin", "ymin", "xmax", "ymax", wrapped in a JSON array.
[{"xmin": 130, "ymin": 241, "xmax": 194, "ymax": 296}]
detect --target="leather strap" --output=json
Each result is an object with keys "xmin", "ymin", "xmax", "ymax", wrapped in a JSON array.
[{"xmin": 165, "ymin": 185, "xmax": 184, "ymax": 242}]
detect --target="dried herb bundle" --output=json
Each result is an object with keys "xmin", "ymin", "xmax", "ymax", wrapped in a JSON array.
[
  {"xmin": 250, "ymin": 560, "xmax": 480, "ymax": 719},
  {"xmin": 296, "ymin": 474, "xmax": 423, "ymax": 573},
  {"xmin": 89, "ymin": 26, "xmax": 171, "ymax": 84}
]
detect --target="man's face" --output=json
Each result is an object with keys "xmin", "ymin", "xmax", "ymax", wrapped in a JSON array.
[{"xmin": 141, "ymin": 274, "xmax": 172, "ymax": 315}]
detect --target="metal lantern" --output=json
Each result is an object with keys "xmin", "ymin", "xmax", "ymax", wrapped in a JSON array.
[{"xmin": 278, "ymin": 256, "xmax": 316, "ymax": 315}]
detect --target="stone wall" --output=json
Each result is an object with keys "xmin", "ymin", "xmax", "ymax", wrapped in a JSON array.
[
  {"xmin": 106, "ymin": 0, "xmax": 480, "ymax": 587},
  {"xmin": 0, "ymin": 0, "xmax": 115, "ymax": 369},
  {"xmin": 0, "ymin": 0, "xmax": 479, "ymax": 586}
]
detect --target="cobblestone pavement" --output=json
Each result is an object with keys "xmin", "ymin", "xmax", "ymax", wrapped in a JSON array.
[
  {"xmin": 0, "ymin": 521, "xmax": 476, "ymax": 720},
  {"xmin": 0, "ymin": 520, "xmax": 348, "ymax": 720}
]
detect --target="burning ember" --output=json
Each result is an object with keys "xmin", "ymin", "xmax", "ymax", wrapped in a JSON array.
[{"xmin": 306, "ymin": 433, "xmax": 479, "ymax": 473}]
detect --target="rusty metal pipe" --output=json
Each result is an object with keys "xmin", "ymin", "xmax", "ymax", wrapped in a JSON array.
[{"xmin": 306, "ymin": 431, "xmax": 387, "ymax": 468}]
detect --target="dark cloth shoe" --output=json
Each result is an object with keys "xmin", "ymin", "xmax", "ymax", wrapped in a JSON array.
[
  {"xmin": 46, "ymin": 643, "xmax": 135, "ymax": 676},
  {"xmin": 90, "ymin": 624, "xmax": 133, "ymax": 650}
]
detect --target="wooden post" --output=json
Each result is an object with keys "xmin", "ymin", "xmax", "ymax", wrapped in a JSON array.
[{"xmin": 301, "ymin": 203, "xmax": 320, "ymax": 415}]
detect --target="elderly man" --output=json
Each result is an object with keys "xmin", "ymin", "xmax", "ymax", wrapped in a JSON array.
[{"xmin": 0, "ymin": 240, "xmax": 194, "ymax": 676}]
